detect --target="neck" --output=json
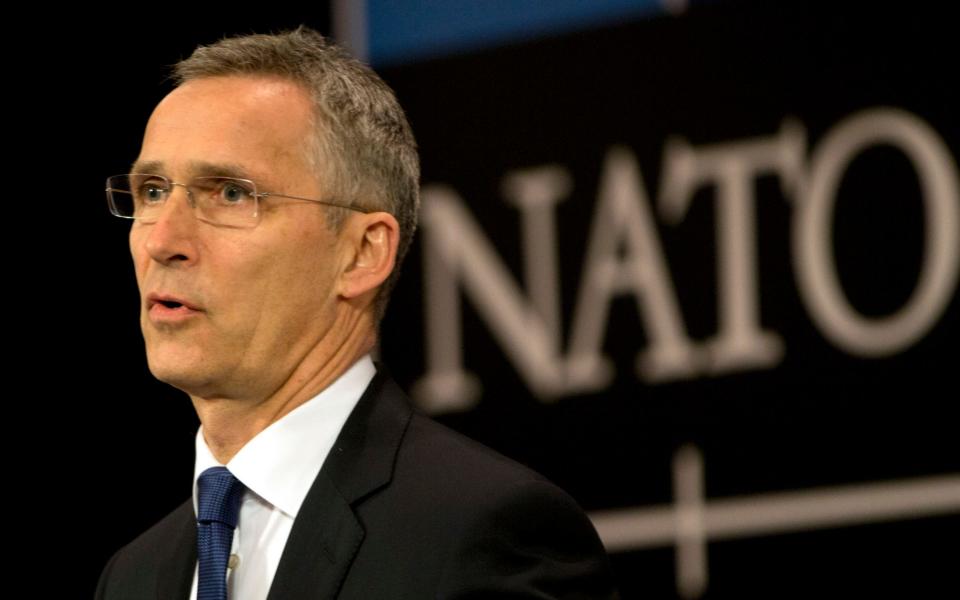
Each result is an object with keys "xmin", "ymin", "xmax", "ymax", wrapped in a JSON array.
[{"xmin": 192, "ymin": 308, "xmax": 376, "ymax": 464}]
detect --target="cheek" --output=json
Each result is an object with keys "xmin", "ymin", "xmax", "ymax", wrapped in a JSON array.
[
  {"xmin": 129, "ymin": 232, "xmax": 149, "ymax": 290},
  {"xmin": 239, "ymin": 230, "xmax": 336, "ymax": 315},
  {"xmin": 277, "ymin": 244, "xmax": 334, "ymax": 305},
  {"xmin": 278, "ymin": 229, "xmax": 340, "ymax": 307}
]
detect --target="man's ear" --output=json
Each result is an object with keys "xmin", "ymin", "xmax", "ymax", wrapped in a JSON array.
[{"xmin": 339, "ymin": 211, "xmax": 400, "ymax": 300}]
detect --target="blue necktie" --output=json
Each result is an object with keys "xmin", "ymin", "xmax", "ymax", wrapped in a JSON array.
[{"xmin": 197, "ymin": 467, "xmax": 245, "ymax": 600}]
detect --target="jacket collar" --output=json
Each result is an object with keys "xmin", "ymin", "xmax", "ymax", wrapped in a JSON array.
[
  {"xmin": 156, "ymin": 500, "xmax": 197, "ymax": 600},
  {"xmin": 154, "ymin": 369, "xmax": 413, "ymax": 600},
  {"xmin": 265, "ymin": 370, "xmax": 413, "ymax": 600}
]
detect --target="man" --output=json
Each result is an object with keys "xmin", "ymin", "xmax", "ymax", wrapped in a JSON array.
[{"xmin": 96, "ymin": 27, "xmax": 617, "ymax": 600}]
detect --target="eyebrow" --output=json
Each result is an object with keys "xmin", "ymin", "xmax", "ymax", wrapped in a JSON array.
[{"xmin": 129, "ymin": 159, "xmax": 255, "ymax": 181}]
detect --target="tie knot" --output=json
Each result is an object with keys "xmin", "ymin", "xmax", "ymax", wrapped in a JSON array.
[{"xmin": 197, "ymin": 466, "xmax": 245, "ymax": 527}]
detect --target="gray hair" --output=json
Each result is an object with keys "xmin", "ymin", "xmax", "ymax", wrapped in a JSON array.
[{"xmin": 172, "ymin": 26, "xmax": 419, "ymax": 320}]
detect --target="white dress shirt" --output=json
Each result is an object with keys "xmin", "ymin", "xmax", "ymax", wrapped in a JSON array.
[{"xmin": 188, "ymin": 355, "xmax": 376, "ymax": 600}]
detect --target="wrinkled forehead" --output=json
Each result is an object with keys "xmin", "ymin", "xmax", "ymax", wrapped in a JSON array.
[
  {"xmin": 137, "ymin": 76, "xmax": 317, "ymax": 184},
  {"xmin": 129, "ymin": 158, "xmax": 252, "ymax": 179}
]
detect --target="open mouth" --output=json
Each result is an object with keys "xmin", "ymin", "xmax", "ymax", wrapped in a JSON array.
[
  {"xmin": 148, "ymin": 297, "xmax": 200, "ymax": 322},
  {"xmin": 148, "ymin": 294, "xmax": 200, "ymax": 315}
]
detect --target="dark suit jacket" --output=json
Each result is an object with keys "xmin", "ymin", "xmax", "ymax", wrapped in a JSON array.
[{"xmin": 96, "ymin": 371, "xmax": 618, "ymax": 599}]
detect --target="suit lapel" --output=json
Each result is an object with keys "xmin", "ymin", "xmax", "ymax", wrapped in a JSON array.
[
  {"xmin": 265, "ymin": 370, "xmax": 413, "ymax": 600},
  {"xmin": 156, "ymin": 500, "xmax": 197, "ymax": 600},
  {"xmin": 264, "ymin": 471, "xmax": 363, "ymax": 600}
]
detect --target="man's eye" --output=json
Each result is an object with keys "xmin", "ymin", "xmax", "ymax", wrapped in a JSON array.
[
  {"xmin": 138, "ymin": 184, "xmax": 166, "ymax": 204},
  {"xmin": 219, "ymin": 182, "xmax": 253, "ymax": 204}
]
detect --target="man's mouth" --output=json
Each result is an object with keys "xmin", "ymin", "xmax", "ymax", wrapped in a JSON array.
[{"xmin": 147, "ymin": 293, "xmax": 203, "ymax": 321}]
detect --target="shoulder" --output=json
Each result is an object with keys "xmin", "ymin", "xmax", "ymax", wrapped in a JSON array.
[
  {"xmin": 401, "ymin": 410, "xmax": 548, "ymax": 488},
  {"xmin": 400, "ymin": 409, "xmax": 601, "ymax": 533},
  {"xmin": 366, "ymin": 373, "xmax": 605, "ymax": 542},
  {"xmin": 95, "ymin": 499, "xmax": 194, "ymax": 600},
  {"xmin": 374, "ymin": 406, "xmax": 618, "ymax": 598}
]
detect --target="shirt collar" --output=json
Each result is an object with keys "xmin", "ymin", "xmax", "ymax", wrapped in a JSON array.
[{"xmin": 192, "ymin": 355, "xmax": 376, "ymax": 518}]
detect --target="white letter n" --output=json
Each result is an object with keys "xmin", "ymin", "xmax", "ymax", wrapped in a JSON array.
[{"xmin": 413, "ymin": 167, "xmax": 570, "ymax": 413}]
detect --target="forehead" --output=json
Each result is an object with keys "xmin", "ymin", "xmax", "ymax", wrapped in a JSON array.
[{"xmin": 137, "ymin": 75, "xmax": 315, "ymax": 181}]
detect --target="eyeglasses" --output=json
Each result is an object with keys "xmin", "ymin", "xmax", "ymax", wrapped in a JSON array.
[{"xmin": 106, "ymin": 173, "xmax": 369, "ymax": 228}]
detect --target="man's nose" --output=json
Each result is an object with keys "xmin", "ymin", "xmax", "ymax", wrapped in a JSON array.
[{"xmin": 142, "ymin": 185, "xmax": 199, "ymax": 265}]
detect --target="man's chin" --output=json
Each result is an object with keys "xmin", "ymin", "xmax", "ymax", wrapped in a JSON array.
[{"xmin": 146, "ymin": 355, "xmax": 215, "ymax": 395}]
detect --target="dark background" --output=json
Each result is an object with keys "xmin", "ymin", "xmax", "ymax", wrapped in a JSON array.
[{"xmin": 30, "ymin": 2, "xmax": 957, "ymax": 597}]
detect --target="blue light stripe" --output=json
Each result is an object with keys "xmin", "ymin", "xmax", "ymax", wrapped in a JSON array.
[{"xmin": 367, "ymin": 0, "xmax": 668, "ymax": 66}]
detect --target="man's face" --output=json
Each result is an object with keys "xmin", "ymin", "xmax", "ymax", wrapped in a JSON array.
[{"xmin": 131, "ymin": 75, "xmax": 345, "ymax": 400}]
